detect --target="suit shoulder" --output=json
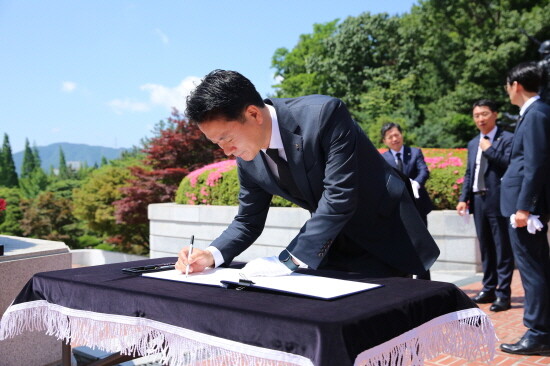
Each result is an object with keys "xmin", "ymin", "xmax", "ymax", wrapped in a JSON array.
[
  {"xmin": 501, "ymin": 130, "xmax": 514, "ymax": 138},
  {"xmin": 271, "ymin": 95, "xmax": 341, "ymax": 107}
]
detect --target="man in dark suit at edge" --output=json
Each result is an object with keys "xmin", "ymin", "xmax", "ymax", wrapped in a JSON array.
[
  {"xmin": 499, "ymin": 62, "xmax": 550, "ymax": 356},
  {"xmin": 381, "ymin": 122, "xmax": 434, "ymax": 280},
  {"xmin": 175, "ymin": 69, "xmax": 439, "ymax": 278},
  {"xmin": 456, "ymin": 99, "xmax": 514, "ymax": 312}
]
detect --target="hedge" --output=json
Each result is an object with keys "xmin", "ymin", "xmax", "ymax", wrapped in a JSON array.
[{"xmin": 175, "ymin": 148, "xmax": 467, "ymax": 210}]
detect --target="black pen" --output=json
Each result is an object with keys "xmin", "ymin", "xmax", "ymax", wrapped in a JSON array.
[{"xmin": 185, "ymin": 235, "xmax": 195, "ymax": 278}]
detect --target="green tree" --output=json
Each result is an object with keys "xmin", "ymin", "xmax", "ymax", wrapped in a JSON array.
[
  {"xmin": 0, "ymin": 187, "xmax": 23, "ymax": 235},
  {"xmin": 19, "ymin": 167, "xmax": 49, "ymax": 199},
  {"xmin": 57, "ymin": 147, "xmax": 71, "ymax": 179},
  {"xmin": 271, "ymin": 0, "xmax": 550, "ymax": 148},
  {"xmin": 0, "ymin": 134, "xmax": 18, "ymax": 187},
  {"xmin": 20, "ymin": 139, "xmax": 37, "ymax": 178},
  {"xmin": 19, "ymin": 191, "xmax": 83, "ymax": 248},
  {"xmin": 72, "ymin": 162, "xmax": 143, "ymax": 252}
]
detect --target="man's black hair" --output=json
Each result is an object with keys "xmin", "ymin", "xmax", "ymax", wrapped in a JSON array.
[
  {"xmin": 506, "ymin": 62, "xmax": 542, "ymax": 93},
  {"xmin": 185, "ymin": 69, "xmax": 265, "ymax": 124},
  {"xmin": 380, "ymin": 122, "xmax": 402, "ymax": 140},
  {"xmin": 472, "ymin": 99, "xmax": 499, "ymax": 112}
]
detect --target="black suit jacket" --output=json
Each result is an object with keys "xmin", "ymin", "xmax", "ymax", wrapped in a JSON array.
[
  {"xmin": 501, "ymin": 100, "xmax": 550, "ymax": 216},
  {"xmin": 382, "ymin": 146, "xmax": 433, "ymax": 217},
  {"xmin": 459, "ymin": 127, "xmax": 513, "ymax": 216},
  {"xmin": 210, "ymin": 95, "xmax": 439, "ymax": 275}
]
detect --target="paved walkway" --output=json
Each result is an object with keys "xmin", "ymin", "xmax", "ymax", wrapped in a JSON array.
[{"xmin": 427, "ymin": 270, "xmax": 549, "ymax": 366}]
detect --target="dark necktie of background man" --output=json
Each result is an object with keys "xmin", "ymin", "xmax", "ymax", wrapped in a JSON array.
[
  {"xmin": 476, "ymin": 136, "xmax": 489, "ymax": 191},
  {"xmin": 396, "ymin": 152, "xmax": 404, "ymax": 172}
]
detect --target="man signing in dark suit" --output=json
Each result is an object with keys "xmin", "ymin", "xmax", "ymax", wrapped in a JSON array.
[
  {"xmin": 175, "ymin": 70, "xmax": 439, "ymax": 279},
  {"xmin": 456, "ymin": 100, "xmax": 514, "ymax": 312},
  {"xmin": 381, "ymin": 122, "xmax": 434, "ymax": 280},
  {"xmin": 500, "ymin": 62, "xmax": 550, "ymax": 356}
]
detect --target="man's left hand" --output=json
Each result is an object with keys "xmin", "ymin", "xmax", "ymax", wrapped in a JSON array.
[
  {"xmin": 240, "ymin": 256, "xmax": 292, "ymax": 277},
  {"xmin": 513, "ymin": 210, "xmax": 530, "ymax": 227},
  {"xmin": 479, "ymin": 138, "xmax": 492, "ymax": 151}
]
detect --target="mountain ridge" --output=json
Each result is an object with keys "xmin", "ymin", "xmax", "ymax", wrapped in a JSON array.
[{"xmin": 12, "ymin": 142, "xmax": 128, "ymax": 173}]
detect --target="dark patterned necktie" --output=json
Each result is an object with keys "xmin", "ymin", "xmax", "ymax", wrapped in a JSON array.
[
  {"xmin": 396, "ymin": 152, "xmax": 404, "ymax": 172},
  {"xmin": 476, "ymin": 136, "xmax": 489, "ymax": 191},
  {"xmin": 265, "ymin": 149, "xmax": 304, "ymax": 200}
]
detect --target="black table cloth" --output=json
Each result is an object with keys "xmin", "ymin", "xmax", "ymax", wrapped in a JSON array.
[{"xmin": 0, "ymin": 258, "xmax": 496, "ymax": 366}]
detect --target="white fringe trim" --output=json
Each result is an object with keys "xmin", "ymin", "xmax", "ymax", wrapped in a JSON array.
[
  {"xmin": 0, "ymin": 300, "xmax": 312, "ymax": 366},
  {"xmin": 354, "ymin": 308, "xmax": 497, "ymax": 366},
  {"xmin": 0, "ymin": 301, "xmax": 496, "ymax": 366}
]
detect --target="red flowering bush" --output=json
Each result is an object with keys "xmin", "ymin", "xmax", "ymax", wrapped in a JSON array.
[
  {"xmin": 176, "ymin": 148, "xmax": 467, "ymax": 210},
  {"xmin": 0, "ymin": 198, "xmax": 6, "ymax": 224}
]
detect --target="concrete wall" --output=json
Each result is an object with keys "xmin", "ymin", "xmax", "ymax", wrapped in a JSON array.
[
  {"xmin": 0, "ymin": 235, "xmax": 72, "ymax": 366},
  {"xmin": 71, "ymin": 249, "xmax": 147, "ymax": 267},
  {"xmin": 149, "ymin": 203, "xmax": 482, "ymax": 272}
]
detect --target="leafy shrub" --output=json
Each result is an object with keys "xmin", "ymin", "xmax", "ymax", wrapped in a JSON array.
[
  {"xmin": 176, "ymin": 148, "xmax": 467, "ymax": 210},
  {"xmin": 422, "ymin": 148, "xmax": 467, "ymax": 210},
  {"xmin": 175, "ymin": 160, "xmax": 294, "ymax": 207}
]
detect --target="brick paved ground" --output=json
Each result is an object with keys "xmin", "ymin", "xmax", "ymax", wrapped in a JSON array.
[{"xmin": 426, "ymin": 270, "xmax": 550, "ymax": 366}]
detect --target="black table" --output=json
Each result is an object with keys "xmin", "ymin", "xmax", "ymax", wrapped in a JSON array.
[{"xmin": 0, "ymin": 258, "xmax": 496, "ymax": 366}]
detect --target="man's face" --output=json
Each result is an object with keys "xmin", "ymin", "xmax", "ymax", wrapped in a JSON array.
[
  {"xmin": 472, "ymin": 106, "xmax": 497, "ymax": 135},
  {"xmin": 383, "ymin": 127, "xmax": 403, "ymax": 152},
  {"xmin": 198, "ymin": 107, "xmax": 269, "ymax": 161},
  {"xmin": 505, "ymin": 81, "xmax": 521, "ymax": 107}
]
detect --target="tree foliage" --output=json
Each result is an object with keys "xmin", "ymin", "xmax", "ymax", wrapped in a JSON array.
[
  {"xmin": 0, "ymin": 133, "xmax": 18, "ymax": 187},
  {"xmin": 113, "ymin": 111, "xmax": 224, "ymax": 253},
  {"xmin": 272, "ymin": 0, "xmax": 550, "ymax": 147},
  {"xmin": 19, "ymin": 191, "xmax": 83, "ymax": 247}
]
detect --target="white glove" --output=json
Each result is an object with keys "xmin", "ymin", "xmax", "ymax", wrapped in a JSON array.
[
  {"xmin": 510, "ymin": 214, "xmax": 544, "ymax": 234},
  {"xmin": 240, "ymin": 256, "xmax": 292, "ymax": 277},
  {"xmin": 409, "ymin": 179, "xmax": 420, "ymax": 199},
  {"xmin": 527, "ymin": 215, "xmax": 544, "ymax": 234},
  {"xmin": 459, "ymin": 208, "xmax": 470, "ymax": 224}
]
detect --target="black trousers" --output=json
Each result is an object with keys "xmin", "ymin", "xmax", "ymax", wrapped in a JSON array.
[
  {"xmin": 507, "ymin": 221, "xmax": 550, "ymax": 343},
  {"xmin": 472, "ymin": 194, "xmax": 514, "ymax": 299}
]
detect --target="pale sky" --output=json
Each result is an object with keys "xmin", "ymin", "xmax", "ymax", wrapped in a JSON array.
[{"xmin": 0, "ymin": 0, "xmax": 417, "ymax": 153}]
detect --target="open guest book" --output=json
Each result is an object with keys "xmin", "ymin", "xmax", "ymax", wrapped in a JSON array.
[{"xmin": 143, "ymin": 267, "xmax": 382, "ymax": 300}]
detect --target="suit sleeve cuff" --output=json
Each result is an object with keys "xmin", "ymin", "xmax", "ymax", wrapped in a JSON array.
[
  {"xmin": 291, "ymin": 253, "xmax": 308, "ymax": 268},
  {"xmin": 205, "ymin": 246, "xmax": 225, "ymax": 268}
]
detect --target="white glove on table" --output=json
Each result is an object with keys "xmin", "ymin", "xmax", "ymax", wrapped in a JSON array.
[
  {"xmin": 510, "ymin": 214, "xmax": 544, "ymax": 234},
  {"xmin": 409, "ymin": 179, "xmax": 420, "ymax": 199},
  {"xmin": 240, "ymin": 256, "xmax": 292, "ymax": 277}
]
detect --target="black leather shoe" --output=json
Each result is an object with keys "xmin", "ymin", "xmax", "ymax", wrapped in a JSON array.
[
  {"xmin": 500, "ymin": 337, "xmax": 550, "ymax": 356},
  {"xmin": 472, "ymin": 291, "xmax": 496, "ymax": 304},
  {"xmin": 490, "ymin": 298, "xmax": 511, "ymax": 312}
]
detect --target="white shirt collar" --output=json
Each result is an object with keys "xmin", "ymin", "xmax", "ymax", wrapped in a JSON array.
[
  {"xmin": 520, "ymin": 95, "xmax": 540, "ymax": 116},
  {"xmin": 390, "ymin": 146, "xmax": 405, "ymax": 159},
  {"xmin": 263, "ymin": 104, "xmax": 283, "ymax": 150},
  {"xmin": 480, "ymin": 125, "xmax": 498, "ymax": 143}
]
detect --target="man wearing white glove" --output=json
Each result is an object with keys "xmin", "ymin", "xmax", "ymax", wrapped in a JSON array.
[
  {"xmin": 175, "ymin": 70, "xmax": 439, "ymax": 280},
  {"xmin": 500, "ymin": 62, "xmax": 550, "ymax": 356},
  {"xmin": 381, "ymin": 123, "xmax": 434, "ymax": 280}
]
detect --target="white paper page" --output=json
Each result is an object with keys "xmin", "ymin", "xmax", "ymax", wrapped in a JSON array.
[
  {"xmin": 144, "ymin": 268, "xmax": 382, "ymax": 300},
  {"xmin": 143, "ymin": 267, "xmax": 241, "ymax": 286},
  {"xmin": 248, "ymin": 273, "xmax": 381, "ymax": 299}
]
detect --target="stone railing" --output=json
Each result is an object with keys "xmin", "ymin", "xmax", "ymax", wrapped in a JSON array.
[
  {"xmin": 149, "ymin": 203, "xmax": 482, "ymax": 272},
  {"xmin": 0, "ymin": 235, "xmax": 72, "ymax": 366}
]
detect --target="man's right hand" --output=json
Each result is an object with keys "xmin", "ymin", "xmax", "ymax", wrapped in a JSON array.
[
  {"xmin": 456, "ymin": 202, "xmax": 468, "ymax": 216},
  {"xmin": 175, "ymin": 247, "xmax": 215, "ymax": 274}
]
